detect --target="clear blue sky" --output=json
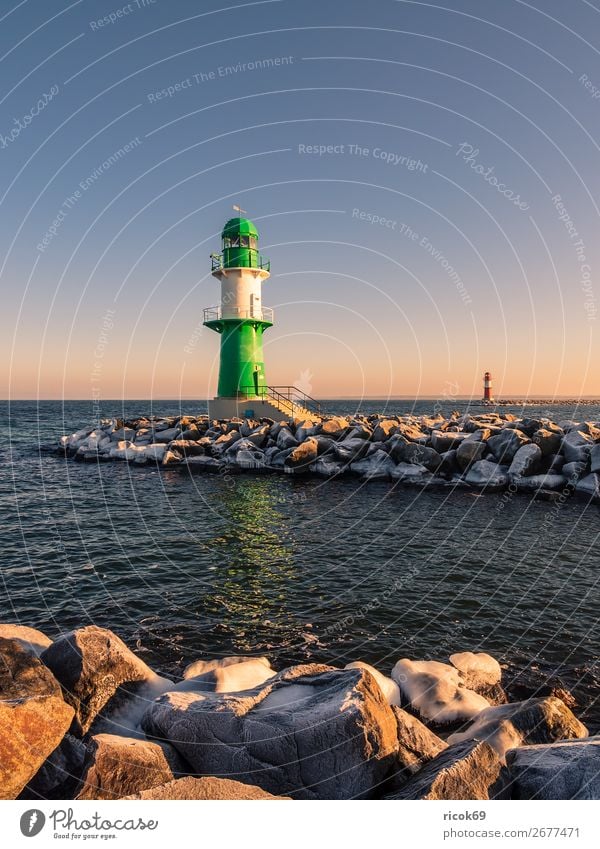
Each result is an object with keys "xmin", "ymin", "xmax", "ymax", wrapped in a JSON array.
[{"xmin": 1, "ymin": 0, "xmax": 599, "ymax": 399}]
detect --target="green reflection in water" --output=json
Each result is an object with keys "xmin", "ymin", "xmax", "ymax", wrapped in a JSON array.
[{"xmin": 202, "ymin": 476, "xmax": 299, "ymax": 646}]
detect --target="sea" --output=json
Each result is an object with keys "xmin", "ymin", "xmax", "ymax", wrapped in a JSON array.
[{"xmin": 1, "ymin": 399, "xmax": 599, "ymax": 729}]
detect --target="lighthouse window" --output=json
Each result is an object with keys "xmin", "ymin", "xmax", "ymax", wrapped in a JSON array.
[
  {"xmin": 240, "ymin": 235, "xmax": 250, "ymax": 247},
  {"xmin": 249, "ymin": 237, "xmax": 257, "ymax": 249},
  {"xmin": 223, "ymin": 237, "xmax": 232, "ymax": 248},
  {"xmin": 229, "ymin": 236, "xmax": 240, "ymax": 247}
]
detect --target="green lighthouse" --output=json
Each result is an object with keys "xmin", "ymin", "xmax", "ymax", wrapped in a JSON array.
[{"xmin": 204, "ymin": 215, "xmax": 319, "ymax": 421}]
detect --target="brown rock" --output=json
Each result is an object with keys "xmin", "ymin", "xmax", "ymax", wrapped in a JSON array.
[
  {"xmin": 387, "ymin": 740, "xmax": 506, "ymax": 800},
  {"xmin": 77, "ymin": 733, "xmax": 188, "ymax": 800},
  {"xmin": 41, "ymin": 626, "xmax": 171, "ymax": 735},
  {"xmin": 0, "ymin": 624, "xmax": 52, "ymax": 657},
  {"xmin": 392, "ymin": 707, "xmax": 448, "ymax": 779},
  {"xmin": 124, "ymin": 776, "xmax": 289, "ymax": 800},
  {"xmin": 0, "ymin": 638, "xmax": 74, "ymax": 799}
]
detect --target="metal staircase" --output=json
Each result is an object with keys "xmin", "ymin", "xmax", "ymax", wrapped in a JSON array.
[{"xmin": 240, "ymin": 385, "xmax": 321, "ymax": 420}]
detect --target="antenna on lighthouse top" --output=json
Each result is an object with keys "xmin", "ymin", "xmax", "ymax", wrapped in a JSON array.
[{"xmin": 232, "ymin": 204, "xmax": 247, "ymax": 215}]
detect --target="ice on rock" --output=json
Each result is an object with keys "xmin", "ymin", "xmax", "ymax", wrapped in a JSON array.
[
  {"xmin": 176, "ymin": 656, "xmax": 276, "ymax": 694},
  {"xmin": 449, "ymin": 652, "xmax": 501, "ymax": 687},
  {"xmin": 391, "ymin": 659, "xmax": 490, "ymax": 725},
  {"xmin": 345, "ymin": 661, "xmax": 400, "ymax": 706}
]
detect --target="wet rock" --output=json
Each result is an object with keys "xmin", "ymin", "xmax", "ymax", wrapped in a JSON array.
[
  {"xmin": 514, "ymin": 473, "xmax": 566, "ymax": 492},
  {"xmin": 0, "ymin": 624, "xmax": 52, "ymax": 657},
  {"xmin": 276, "ymin": 428, "xmax": 298, "ymax": 450},
  {"xmin": 390, "ymin": 463, "xmax": 432, "ymax": 483},
  {"xmin": 351, "ymin": 449, "xmax": 396, "ymax": 480},
  {"xmin": 505, "ymin": 737, "xmax": 600, "ymax": 799},
  {"xmin": 334, "ymin": 437, "xmax": 371, "ymax": 462},
  {"xmin": 590, "ymin": 443, "xmax": 600, "ymax": 473},
  {"xmin": 77, "ymin": 733, "xmax": 188, "ymax": 800},
  {"xmin": 391, "ymin": 659, "xmax": 490, "ymax": 726},
  {"xmin": 142, "ymin": 664, "xmax": 399, "ymax": 800},
  {"xmin": 124, "ymin": 776, "xmax": 289, "ymax": 800},
  {"xmin": 310, "ymin": 457, "xmax": 347, "ymax": 477},
  {"xmin": 41, "ymin": 626, "xmax": 172, "ymax": 735},
  {"xmin": 386, "ymin": 740, "xmax": 506, "ymax": 800},
  {"xmin": 447, "ymin": 697, "xmax": 588, "ymax": 761},
  {"xmin": 0, "ymin": 638, "xmax": 74, "ymax": 799}
]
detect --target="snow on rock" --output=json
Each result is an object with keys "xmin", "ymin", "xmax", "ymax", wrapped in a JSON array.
[
  {"xmin": 345, "ymin": 661, "xmax": 401, "ymax": 706},
  {"xmin": 447, "ymin": 697, "xmax": 588, "ymax": 762},
  {"xmin": 449, "ymin": 652, "xmax": 502, "ymax": 688},
  {"xmin": 176, "ymin": 656, "xmax": 276, "ymax": 694},
  {"xmin": 124, "ymin": 775, "xmax": 290, "ymax": 800},
  {"xmin": 141, "ymin": 663, "xmax": 399, "ymax": 800},
  {"xmin": 391, "ymin": 659, "xmax": 490, "ymax": 725},
  {"xmin": 464, "ymin": 460, "xmax": 508, "ymax": 491}
]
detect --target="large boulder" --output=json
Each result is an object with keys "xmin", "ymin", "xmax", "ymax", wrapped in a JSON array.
[
  {"xmin": 391, "ymin": 659, "xmax": 489, "ymax": 726},
  {"xmin": 372, "ymin": 419, "xmax": 399, "ymax": 441},
  {"xmin": 430, "ymin": 430, "xmax": 467, "ymax": 453},
  {"xmin": 447, "ymin": 697, "xmax": 588, "ymax": 761},
  {"xmin": 334, "ymin": 437, "xmax": 371, "ymax": 463},
  {"xmin": 464, "ymin": 460, "xmax": 509, "ymax": 491},
  {"xmin": 399, "ymin": 443, "xmax": 442, "ymax": 471},
  {"xmin": 284, "ymin": 437, "xmax": 319, "ymax": 473},
  {"xmin": 320, "ymin": 416, "xmax": 349, "ymax": 438},
  {"xmin": 178, "ymin": 656, "xmax": 276, "ymax": 693},
  {"xmin": 505, "ymin": 737, "xmax": 600, "ymax": 799},
  {"xmin": 386, "ymin": 740, "xmax": 506, "ymax": 800},
  {"xmin": 41, "ymin": 627, "xmax": 172, "ymax": 735},
  {"xmin": 0, "ymin": 638, "xmax": 74, "ymax": 799},
  {"xmin": 574, "ymin": 473, "xmax": 600, "ymax": 501},
  {"xmin": 589, "ymin": 443, "xmax": 600, "ymax": 473},
  {"xmin": 77, "ymin": 733, "xmax": 188, "ymax": 800},
  {"xmin": 508, "ymin": 444, "xmax": 542, "ymax": 478},
  {"xmin": 124, "ymin": 776, "xmax": 289, "ymax": 800},
  {"xmin": 533, "ymin": 428, "xmax": 562, "ymax": 457},
  {"xmin": 142, "ymin": 664, "xmax": 399, "ymax": 800},
  {"xmin": 350, "ymin": 450, "xmax": 396, "ymax": 480},
  {"xmin": 0, "ymin": 624, "xmax": 52, "ymax": 657},
  {"xmin": 561, "ymin": 431, "xmax": 594, "ymax": 464},
  {"xmin": 487, "ymin": 429, "xmax": 529, "ymax": 463},
  {"xmin": 456, "ymin": 440, "xmax": 486, "ymax": 471}
]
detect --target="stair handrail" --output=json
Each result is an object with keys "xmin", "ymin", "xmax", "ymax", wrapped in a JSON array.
[{"xmin": 238, "ymin": 384, "xmax": 321, "ymax": 416}]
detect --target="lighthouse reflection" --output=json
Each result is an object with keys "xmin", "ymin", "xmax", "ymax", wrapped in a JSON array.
[{"xmin": 200, "ymin": 475, "xmax": 299, "ymax": 651}]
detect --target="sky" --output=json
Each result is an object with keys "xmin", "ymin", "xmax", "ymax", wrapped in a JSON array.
[{"xmin": 1, "ymin": 0, "xmax": 599, "ymax": 400}]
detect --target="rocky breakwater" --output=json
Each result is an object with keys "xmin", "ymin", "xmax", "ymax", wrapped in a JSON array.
[
  {"xmin": 57, "ymin": 411, "xmax": 600, "ymax": 502},
  {"xmin": 0, "ymin": 623, "xmax": 598, "ymax": 800}
]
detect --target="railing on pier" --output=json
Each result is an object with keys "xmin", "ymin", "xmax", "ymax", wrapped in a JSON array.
[{"xmin": 240, "ymin": 385, "xmax": 321, "ymax": 417}]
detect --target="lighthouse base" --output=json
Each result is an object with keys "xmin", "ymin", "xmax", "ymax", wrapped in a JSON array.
[{"xmin": 208, "ymin": 396, "xmax": 316, "ymax": 422}]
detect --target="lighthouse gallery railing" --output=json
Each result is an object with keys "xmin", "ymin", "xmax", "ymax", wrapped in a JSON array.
[
  {"xmin": 203, "ymin": 306, "xmax": 274, "ymax": 323},
  {"xmin": 240, "ymin": 385, "xmax": 322, "ymax": 417}
]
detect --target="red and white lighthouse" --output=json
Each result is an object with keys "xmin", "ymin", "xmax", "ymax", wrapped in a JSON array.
[{"xmin": 483, "ymin": 371, "xmax": 494, "ymax": 403}]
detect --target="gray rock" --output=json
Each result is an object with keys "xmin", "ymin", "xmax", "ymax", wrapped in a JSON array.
[
  {"xmin": 508, "ymin": 444, "xmax": 542, "ymax": 478},
  {"xmin": 372, "ymin": 419, "xmax": 399, "ymax": 441},
  {"xmin": 124, "ymin": 776, "xmax": 289, "ymax": 800},
  {"xmin": 574, "ymin": 472, "xmax": 600, "ymax": 501},
  {"xmin": 561, "ymin": 431, "xmax": 594, "ymax": 464},
  {"xmin": 456, "ymin": 440, "xmax": 486, "ymax": 471},
  {"xmin": 464, "ymin": 460, "xmax": 508, "ymax": 491},
  {"xmin": 351, "ymin": 450, "xmax": 396, "ymax": 480},
  {"xmin": 20, "ymin": 734, "xmax": 88, "ymax": 801},
  {"xmin": 589, "ymin": 443, "xmax": 600, "ymax": 473},
  {"xmin": 153, "ymin": 426, "xmax": 181, "ymax": 444},
  {"xmin": 142, "ymin": 664, "xmax": 399, "ymax": 800},
  {"xmin": 562, "ymin": 460, "xmax": 587, "ymax": 482},
  {"xmin": 430, "ymin": 430, "xmax": 467, "ymax": 453},
  {"xmin": 334, "ymin": 437, "xmax": 371, "ymax": 462},
  {"xmin": 310, "ymin": 457, "xmax": 347, "ymax": 477},
  {"xmin": 276, "ymin": 428, "xmax": 298, "ymax": 450},
  {"xmin": 533, "ymin": 428, "xmax": 562, "ymax": 457},
  {"xmin": 386, "ymin": 740, "xmax": 506, "ymax": 800},
  {"xmin": 514, "ymin": 474, "xmax": 566, "ymax": 492},
  {"xmin": 0, "ymin": 638, "xmax": 74, "ymax": 799},
  {"xmin": 487, "ymin": 429, "xmax": 530, "ymax": 463},
  {"xmin": 41, "ymin": 626, "xmax": 171, "ymax": 735},
  {"xmin": 505, "ymin": 737, "xmax": 600, "ymax": 799},
  {"xmin": 400, "ymin": 443, "xmax": 443, "ymax": 471}
]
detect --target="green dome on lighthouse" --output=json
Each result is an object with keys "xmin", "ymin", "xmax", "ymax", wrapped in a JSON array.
[
  {"xmin": 216, "ymin": 216, "xmax": 269, "ymax": 271},
  {"xmin": 221, "ymin": 217, "xmax": 259, "ymax": 239}
]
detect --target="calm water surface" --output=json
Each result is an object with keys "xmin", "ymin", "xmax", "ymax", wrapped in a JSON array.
[{"xmin": 1, "ymin": 400, "xmax": 599, "ymax": 727}]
